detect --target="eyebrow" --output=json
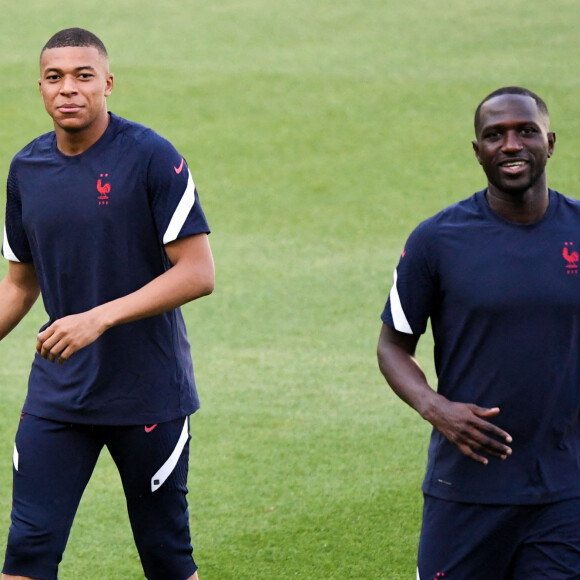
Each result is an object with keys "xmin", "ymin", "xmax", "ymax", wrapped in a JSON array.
[
  {"xmin": 482, "ymin": 120, "xmax": 541, "ymax": 131},
  {"xmin": 43, "ymin": 65, "xmax": 98, "ymax": 75}
]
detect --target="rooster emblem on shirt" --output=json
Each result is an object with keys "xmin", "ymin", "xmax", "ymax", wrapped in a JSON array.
[
  {"xmin": 563, "ymin": 242, "xmax": 579, "ymax": 273},
  {"xmin": 97, "ymin": 173, "xmax": 111, "ymax": 205}
]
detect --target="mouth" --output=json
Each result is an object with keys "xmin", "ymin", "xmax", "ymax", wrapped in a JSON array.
[
  {"xmin": 58, "ymin": 104, "xmax": 82, "ymax": 114},
  {"xmin": 499, "ymin": 159, "xmax": 529, "ymax": 175}
]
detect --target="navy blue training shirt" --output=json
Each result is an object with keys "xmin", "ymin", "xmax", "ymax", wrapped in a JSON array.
[
  {"xmin": 382, "ymin": 189, "xmax": 580, "ymax": 504},
  {"xmin": 2, "ymin": 113, "xmax": 210, "ymax": 425}
]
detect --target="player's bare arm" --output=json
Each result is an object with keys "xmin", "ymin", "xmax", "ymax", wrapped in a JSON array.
[
  {"xmin": 36, "ymin": 233, "xmax": 214, "ymax": 363},
  {"xmin": 0, "ymin": 262, "xmax": 40, "ymax": 341},
  {"xmin": 377, "ymin": 323, "xmax": 513, "ymax": 465}
]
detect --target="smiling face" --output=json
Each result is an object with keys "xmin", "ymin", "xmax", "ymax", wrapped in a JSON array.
[
  {"xmin": 39, "ymin": 45, "xmax": 114, "ymax": 150},
  {"xmin": 472, "ymin": 93, "xmax": 555, "ymax": 198}
]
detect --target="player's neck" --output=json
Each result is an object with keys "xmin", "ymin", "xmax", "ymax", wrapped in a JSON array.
[
  {"xmin": 485, "ymin": 180, "xmax": 550, "ymax": 224},
  {"xmin": 54, "ymin": 112, "xmax": 111, "ymax": 156}
]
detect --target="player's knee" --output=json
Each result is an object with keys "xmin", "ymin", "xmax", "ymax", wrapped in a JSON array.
[
  {"xmin": 4, "ymin": 519, "xmax": 63, "ymax": 579},
  {"xmin": 137, "ymin": 542, "xmax": 194, "ymax": 580},
  {"xmin": 134, "ymin": 526, "xmax": 194, "ymax": 580}
]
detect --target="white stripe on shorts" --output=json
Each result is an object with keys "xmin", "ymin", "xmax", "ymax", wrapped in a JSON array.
[{"xmin": 150, "ymin": 417, "xmax": 189, "ymax": 492}]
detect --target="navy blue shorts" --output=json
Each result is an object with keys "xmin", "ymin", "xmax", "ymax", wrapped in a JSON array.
[
  {"xmin": 418, "ymin": 495, "xmax": 580, "ymax": 579},
  {"xmin": 2, "ymin": 413, "xmax": 197, "ymax": 580}
]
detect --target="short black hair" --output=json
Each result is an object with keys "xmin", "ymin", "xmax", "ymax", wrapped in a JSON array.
[
  {"xmin": 474, "ymin": 86, "xmax": 549, "ymax": 137},
  {"xmin": 41, "ymin": 28, "xmax": 108, "ymax": 59}
]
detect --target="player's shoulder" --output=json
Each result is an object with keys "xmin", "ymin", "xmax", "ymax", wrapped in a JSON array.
[
  {"xmin": 110, "ymin": 113, "xmax": 178, "ymax": 156},
  {"xmin": 109, "ymin": 114, "xmax": 187, "ymax": 186},
  {"xmin": 551, "ymin": 189, "xmax": 580, "ymax": 213},
  {"xmin": 11, "ymin": 131, "xmax": 55, "ymax": 166},
  {"xmin": 411, "ymin": 191, "xmax": 482, "ymax": 238}
]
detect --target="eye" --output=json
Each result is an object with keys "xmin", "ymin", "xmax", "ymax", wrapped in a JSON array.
[
  {"xmin": 521, "ymin": 126, "xmax": 538, "ymax": 136},
  {"xmin": 45, "ymin": 74, "xmax": 60, "ymax": 81},
  {"xmin": 78, "ymin": 73, "xmax": 94, "ymax": 80},
  {"xmin": 483, "ymin": 130, "xmax": 501, "ymax": 141}
]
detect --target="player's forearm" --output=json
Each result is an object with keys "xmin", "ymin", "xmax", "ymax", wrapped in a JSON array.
[
  {"xmin": 35, "ymin": 265, "xmax": 213, "ymax": 364},
  {"xmin": 0, "ymin": 266, "xmax": 41, "ymax": 340},
  {"xmin": 377, "ymin": 323, "xmax": 447, "ymax": 422},
  {"xmin": 93, "ymin": 258, "xmax": 214, "ymax": 333},
  {"xmin": 36, "ymin": 235, "xmax": 214, "ymax": 363},
  {"xmin": 377, "ymin": 337, "xmax": 441, "ymax": 420},
  {"xmin": 0, "ymin": 287, "xmax": 39, "ymax": 340}
]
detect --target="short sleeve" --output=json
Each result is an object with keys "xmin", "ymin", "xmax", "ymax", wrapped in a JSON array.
[
  {"xmin": 2, "ymin": 163, "xmax": 32, "ymax": 263},
  {"xmin": 147, "ymin": 137, "xmax": 210, "ymax": 246},
  {"xmin": 381, "ymin": 221, "xmax": 438, "ymax": 335}
]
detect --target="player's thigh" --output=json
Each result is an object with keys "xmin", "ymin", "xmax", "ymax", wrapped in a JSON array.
[
  {"xmin": 511, "ymin": 498, "xmax": 580, "ymax": 579},
  {"xmin": 105, "ymin": 416, "xmax": 190, "ymax": 496},
  {"xmin": 418, "ymin": 496, "xmax": 517, "ymax": 580},
  {"xmin": 12, "ymin": 414, "xmax": 103, "ymax": 525}
]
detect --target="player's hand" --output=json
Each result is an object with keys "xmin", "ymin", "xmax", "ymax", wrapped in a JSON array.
[
  {"xmin": 36, "ymin": 310, "xmax": 106, "ymax": 364},
  {"xmin": 424, "ymin": 398, "xmax": 513, "ymax": 464}
]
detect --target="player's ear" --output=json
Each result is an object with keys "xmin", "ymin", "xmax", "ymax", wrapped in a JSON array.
[
  {"xmin": 472, "ymin": 140, "xmax": 482, "ymax": 165},
  {"xmin": 104, "ymin": 73, "xmax": 114, "ymax": 97},
  {"xmin": 547, "ymin": 131, "xmax": 556, "ymax": 158}
]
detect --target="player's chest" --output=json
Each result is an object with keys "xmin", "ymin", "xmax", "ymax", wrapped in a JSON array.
[
  {"xmin": 19, "ymin": 156, "xmax": 150, "ymax": 232},
  {"xmin": 436, "ymin": 226, "xmax": 580, "ymax": 313}
]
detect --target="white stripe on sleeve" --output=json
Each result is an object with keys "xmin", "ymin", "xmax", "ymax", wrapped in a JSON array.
[
  {"xmin": 13, "ymin": 444, "xmax": 19, "ymax": 471},
  {"xmin": 150, "ymin": 418, "xmax": 189, "ymax": 492},
  {"xmin": 162, "ymin": 172, "xmax": 196, "ymax": 245},
  {"xmin": 389, "ymin": 268, "xmax": 413, "ymax": 334},
  {"xmin": 3, "ymin": 226, "xmax": 20, "ymax": 262}
]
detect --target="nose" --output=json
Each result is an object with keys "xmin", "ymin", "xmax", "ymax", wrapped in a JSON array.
[
  {"xmin": 60, "ymin": 75, "xmax": 78, "ymax": 95},
  {"xmin": 502, "ymin": 130, "xmax": 523, "ymax": 152}
]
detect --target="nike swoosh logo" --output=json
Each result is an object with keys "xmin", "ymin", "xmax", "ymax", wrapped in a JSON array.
[
  {"xmin": 174, "ymin": 158, "xmax": 184, "ymax": 174},
  {"xmin": 144, "ymin": 424, "xmax": 158, "ymax": 433}
]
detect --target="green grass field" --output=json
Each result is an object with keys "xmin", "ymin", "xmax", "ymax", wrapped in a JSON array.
[{"xmin": 0, "ymin": 1, "xmax": 579, "ymax": 578}]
